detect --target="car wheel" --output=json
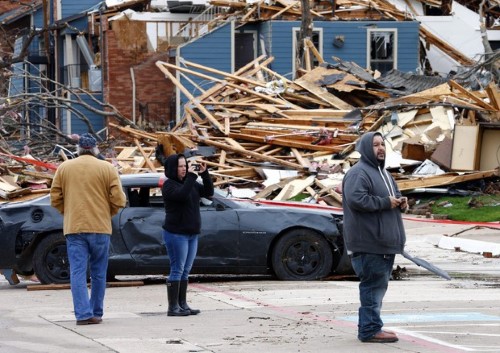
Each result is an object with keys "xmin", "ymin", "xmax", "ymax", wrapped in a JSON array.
[
  {"xmin": 32, "ymin": 233, "xmax": 70, "ymax": 284},
  {"xmin": 272, "ymin": 229, "xmax": 333, "ymax": 280}
]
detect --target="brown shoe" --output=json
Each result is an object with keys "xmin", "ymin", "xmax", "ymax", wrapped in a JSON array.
[
  {"xmin": 2, "ymin": 269, "xmax": 19, "ymax": 285},
  {"xmin": 362, "ymin": 331, "xmax": 398, "ymax": 343},
  {"xmin": 76, "ymin": 317, "xmax": 102, "ymax": 325}
]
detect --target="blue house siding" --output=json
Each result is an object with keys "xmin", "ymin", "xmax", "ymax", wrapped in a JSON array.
[
  {"xmin": 259, "ymin": 21, "xmax": 272, "ymax": 56},
  {"xmin": 61, "ymin": 93, "xmax": 105, "ymax": 135},
  {"xmin": 178, "ymin": 19, "xmax": 419, "ymax": 84},
  {"xmin": 268, "ymin": 22, "xmax": 296, "ymax": 77},
  {"xmin": 177, "ymin": 23, "xmax": 233, "ymax": 106},
  {"xmin": 8, "ymin": 63, "xmax": 25, "ymax": 96},
  {"xmin": 265, "ymin": 21, "xmax": 419, "ymax": 74},
  {"xmin": 61, "ymin": 0, "xmax": 100, "ymax": 20},
  {"xmin": 8, "ymin": 63, "xmax": 50, "ymax": 133},
  {"xmin": 174, "ymin": 19, "xmax": 419, "ymax": 119},
  {"xmin": 33, "ymin": 9, "xmax": 44, "ymax": 28}
]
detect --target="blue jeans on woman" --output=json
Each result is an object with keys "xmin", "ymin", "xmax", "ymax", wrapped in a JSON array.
[
  {"xmin": 66, "ymin": 233, "xmax": 110, "ymax": 321},
  {"xmin": 351, "ymin": 253, "xmax": 395, "ymax": 341},
  {"xmin": 162, "ymin": 230, "xmax": 198, "ymax": 281}
]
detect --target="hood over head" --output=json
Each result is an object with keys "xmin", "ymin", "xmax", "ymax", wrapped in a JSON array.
[
  {"xmin": 355, "ymin": 131, "xmax": 385, "ymax": 169},
  {"xmin": 164, "ymin": 153, "xmax": 186, "ymax": 182}
]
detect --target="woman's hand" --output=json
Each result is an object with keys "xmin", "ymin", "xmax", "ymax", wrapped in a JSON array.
[{"xmin": 197, "ymin": 162, "xmax": 207, "ymax": 173}]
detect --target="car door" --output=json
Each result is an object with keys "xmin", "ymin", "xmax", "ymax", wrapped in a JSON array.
[
  {"xmin": 119, "ymin": 188, "xmax": 241, "ymax": 272},
  {"xmin": 119, "ymin": 187, "xmax": 167, "ymax": 268},
  {"xmin": 194, "ymin": 198, "xmax": 241, "ymax": 270}
]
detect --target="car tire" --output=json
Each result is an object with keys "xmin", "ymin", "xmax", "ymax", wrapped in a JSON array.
[
  {"xmin": 272, "ymin": 229, "xmax": 333, "ymax": 280},
  {"xmin": 32, "ymin": 233, "xmax": 70, "ymax": 284}
]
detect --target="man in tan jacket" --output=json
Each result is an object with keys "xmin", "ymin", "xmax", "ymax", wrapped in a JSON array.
[{"xmin": 50, "ymin": 133, "xmax": 126, "ymax": 325}]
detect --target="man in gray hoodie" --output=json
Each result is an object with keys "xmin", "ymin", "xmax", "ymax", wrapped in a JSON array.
[{"xmin": 342, "ymin": 131, "xmax": 407, "ymax": 343}]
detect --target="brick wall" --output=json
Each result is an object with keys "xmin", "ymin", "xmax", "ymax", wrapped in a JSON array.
[{"xmin": 104, "ymin": 30, "xmax": 175, "ymax": 131}]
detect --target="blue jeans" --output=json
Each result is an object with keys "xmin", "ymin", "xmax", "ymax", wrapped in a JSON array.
[
  {"xmin": 66, "ymin": 233, "xmax": 110, "ymax": 321},
  {"xmin": 351, "ymin": 253, "xmax": 395, "ymax": 341},
  {"xmin": 162, "ymin": 230, "xmax": 198, "ymax": 281}
]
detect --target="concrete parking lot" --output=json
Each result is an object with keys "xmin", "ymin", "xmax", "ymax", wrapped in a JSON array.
[{"xmin": 1, "ymin": 218, "xmax": 499, "ymax": 353}]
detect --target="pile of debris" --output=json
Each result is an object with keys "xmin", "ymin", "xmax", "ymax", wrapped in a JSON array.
[{"xmin": 0, "ymin": 55, "xmax": 499, "ymax": 209}]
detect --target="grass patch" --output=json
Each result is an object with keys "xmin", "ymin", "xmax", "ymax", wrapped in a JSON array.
[{"xmin": 424, "ymin": 195, "xmax": 500, "ymax": 222}]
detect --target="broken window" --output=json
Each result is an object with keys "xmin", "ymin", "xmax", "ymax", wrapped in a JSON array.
[
  {"xmin": 368, "ymin": 29, "xmax": 397, "ymax": 74},
  {"xmin": 126, "ymin": 187, "xmax": 164, "ymax": 208},
  {"xmin": 292, "ymin": 27, "xmax": 323, "ymax": 78},
  {"xmin": 62, "ymin": 34, "xmax": 102, "ymax": 92}
]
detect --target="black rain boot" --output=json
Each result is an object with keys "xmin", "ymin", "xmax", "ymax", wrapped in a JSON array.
[
  {"xmin": 167, "ymin": 281, "xmax": 190, "ymax": 316},
  {"xmin": 179, "ymin": 280, "xmax": 200, "ymax": 315}
]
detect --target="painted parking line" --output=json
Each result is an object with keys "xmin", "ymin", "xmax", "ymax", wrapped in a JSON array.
[
  {"xmin": 338, "ymin": 313, "xmax": 500, "ymax": 352},
  {"xmin": 339, "ymin": 312, "xmax": 500, "ymax": 323},
  {"xmin": 195, "ymin": 283, "xmax": 497, "ymax": 352},
  {"xmin": 388, "ymin": 324, "xmax": 500, "ymax": 352}
]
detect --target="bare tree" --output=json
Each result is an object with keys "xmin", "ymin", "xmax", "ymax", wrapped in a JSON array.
[{"xmin": 1, "ymin": 61, "xmax": 138, "ymax": 154}]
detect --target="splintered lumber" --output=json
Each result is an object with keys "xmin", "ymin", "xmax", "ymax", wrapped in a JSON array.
[
  {"xmin": 486, "ymin": 82, "xmax": 500, "ymax": 111},
  {"xmin": 304, "ymin": 38, "xmax": 325, "ymax": 64},
  {"xmin": 294, "ymin": 73, "xmax": 354, "ymax": 110},
  {"xmin": 419, "ymin": 27, "xmax": 474, "ymax": 66},
  {"xmin": 291, "ymin": 148, "xmax": 311, "ymax": 169},
  {"xmin": 157, "ymin": 132, "xmax": 197, "ymax": 156},
  {"xmin": 315, "ymin": 178, "xmax": 343, "ymax": 206},
  {"xmin": 134, "ymin": 139, "xmax": 157, "ymax": 172},
  {"xmin": 156, "ymin": 61, "xmax": 226, "ymax": 133},
  {"xmin": 396, "ymin": 169, "xmax": 499, "ymax": 191},
  {"xmin": 109, "ymin": 123, "xmax": 158, "ymax": 141},
  {"xmin": 116, "ymin": 147, "xmax": 138, "ymax": 160},
  {"xmin": 0, "ymin": 185, "xmax": 31, "ymax": 200},
  {"xmin": 449, "ymin": 80, "xmax": 497, "ymax": 111},
  {"xmin": 229, "ymin": 132, "xmax": 349, "ymax": 152},
  {"xmin": 273, "ymin": 175, "xmax": 316, "ymax": 201},
  {"xmin": 199, "ymin": 138, "xmax": 304, "ymax": 170},
  {"xmin": 157, "ymin": 60, "xmax": 302, "ymax": 109},
  {"xmin": 252, "ymin": 176, "xmax": 300, "ymax": 199}
]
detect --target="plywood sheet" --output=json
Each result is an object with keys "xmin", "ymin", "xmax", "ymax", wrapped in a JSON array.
[
  {"xmin": 479, "ymin": 128, "xmax": 500, "ymax": 171},
  {"xmin": 451, "ymin": 125, "xmax": 480, "ymax": 171}
]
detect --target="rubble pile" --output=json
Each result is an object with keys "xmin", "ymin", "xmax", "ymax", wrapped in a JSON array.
[{"xmin": 3, "ymin": 54, "xmax": 498, "ymax": 213}]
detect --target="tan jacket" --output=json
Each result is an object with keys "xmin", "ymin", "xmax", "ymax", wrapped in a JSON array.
[{"xmin": 50, "ymin": 155, "xmax": 126, "ymax": 235}]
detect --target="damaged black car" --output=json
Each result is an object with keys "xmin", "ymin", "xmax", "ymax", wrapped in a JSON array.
[{"xmin": 0, "ymin": 173, "xmax": 350, "ymax": 284}]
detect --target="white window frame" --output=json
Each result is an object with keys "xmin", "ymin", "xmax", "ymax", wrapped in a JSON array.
[
  {"xmin": 366, "ymin": 28, "xmax": 398, "ymax": 73},
  {"xmin": 292, "ymin": 27, "xmax": 323, "ymax": 79}
]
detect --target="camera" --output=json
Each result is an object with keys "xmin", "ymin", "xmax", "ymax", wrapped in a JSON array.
[{"xmin": 192, "ymin": 164, "xmax": 201, "ymax": 171}]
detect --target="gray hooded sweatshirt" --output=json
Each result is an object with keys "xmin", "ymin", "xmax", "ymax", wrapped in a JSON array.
[{"xmin": 342, "ymin": 132, "xmax": 406, "ymax": 255}]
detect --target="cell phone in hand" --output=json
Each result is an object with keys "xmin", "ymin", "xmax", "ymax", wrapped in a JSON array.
[{"xmin": 192, "ymin": 164, "xmax": 201, "ymax": 171}]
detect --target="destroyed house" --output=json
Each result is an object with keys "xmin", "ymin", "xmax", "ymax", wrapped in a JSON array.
[
  {"xmin": 51, "ymin": 7, "xmax": 106, "ymax": 135},
  {"xmin": 2, "ymin": 0, "xmax": 107, "ymax": 137},
  {"xmin": 174, "ymin": 19, "xmax": 420, "ymax": 118}
]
